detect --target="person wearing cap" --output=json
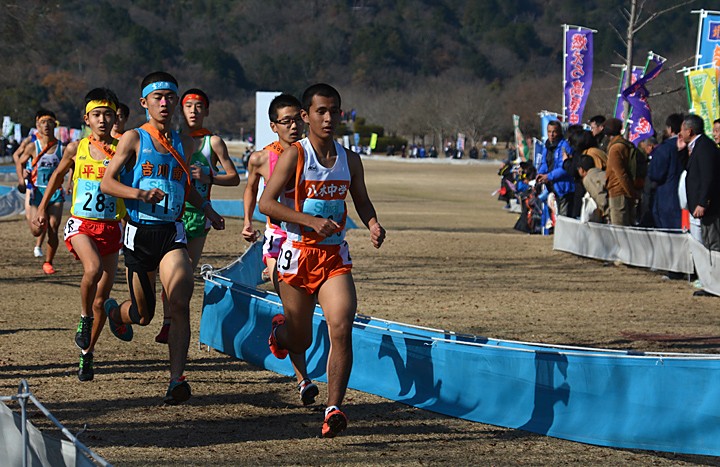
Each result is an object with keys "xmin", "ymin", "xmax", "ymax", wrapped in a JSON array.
[
  {"xmin": 604, "ymin": 117, "xmax": 638, "ymax": 226},
  {"xmin": 34, "ymin": 88, "xmax": 125, "ymax": 382},
  {"xmin": 100, "ymin": 71, "xmax": 225, "ymax": 405}
]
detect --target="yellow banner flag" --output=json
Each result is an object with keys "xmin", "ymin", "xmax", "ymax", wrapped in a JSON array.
[
  {"xmin": 370, "ymin": 133, "xmax": 378, "ymax": 150},
  {"xmin": 687, "ymin": 68, "xmax": 719, "ymax": 135}
]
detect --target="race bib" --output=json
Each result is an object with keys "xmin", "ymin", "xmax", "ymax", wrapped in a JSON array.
[
  {"xmin": 36, "ymin": 166, "xmax": 54, "ymax": 188},
  {"xmin": 137, "ymin": 178, "xmax": 185, "ymax": 222},
  {"xmin": 302, "ymin": 198, "xmax": 345, "ymax": 245},
  {"xmin": 73, "ymin": 180, "xmax": 118, "ymax": 219}
]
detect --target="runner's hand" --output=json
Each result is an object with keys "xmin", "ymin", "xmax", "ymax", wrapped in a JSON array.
[
  {"xmin": 308, "ymin": 216, "xmax": 340, "ymax": 237},
  {"xmin": 33, "ymin": 211, "xmax": 48, "ymax": 233},
  {"xmin": 139, "ymin": 188, "xmax": 165, "ymax": 204},
  {"xmin": 191, "ymin": 164, "xmax": 211, "ymax": 183},
  {"xmin": 242, "ymin": 222, "xmax": 259, "ymax": 242},
  {"xmin": 206, "ymin": 207, "xmax": 225, "ymax": 230},
  {"xmin": 16, "ymin": 182, "xmax": 26, "ymax": 194},
  {"xmin": 370, "ymin": 222, "xmax": 385, "ymax": 248}
]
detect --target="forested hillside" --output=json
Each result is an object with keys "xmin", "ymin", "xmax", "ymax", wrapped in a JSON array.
[{"xmin": 0, "ymin": 0, "xmax": 701, "ymax": 142}]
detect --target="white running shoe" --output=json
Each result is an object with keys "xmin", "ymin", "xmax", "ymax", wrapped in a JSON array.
[{"xmin": 33, "ymin": 246, "xmax": 43, "ymax": 258}]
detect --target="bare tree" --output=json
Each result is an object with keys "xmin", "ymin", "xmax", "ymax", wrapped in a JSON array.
[{"xmin": 612, "ymin": 0, "xmax": 698, "ymax": 121}]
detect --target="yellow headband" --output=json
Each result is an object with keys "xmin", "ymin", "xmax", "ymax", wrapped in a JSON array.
[{"xmin": 85, "ymin": 100, "xmax": 117, "ymax": 115}]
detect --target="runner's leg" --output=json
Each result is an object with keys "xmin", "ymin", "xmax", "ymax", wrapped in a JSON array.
[
  {"xmin": 87, "ymin": 252, "xmax": 119, "ymax": 352},
  {"xmin": 158, "ymin": 248, "xmax": 194, "ymax": 380},
  {"xmin": 316, "ymin": 273, "xmax": 357, "ymax": 408},
  {"xmin": 46, "ymin": 202, "xmax": 63, "ymax": 265}
]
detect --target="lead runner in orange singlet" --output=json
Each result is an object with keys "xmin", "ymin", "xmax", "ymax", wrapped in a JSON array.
[{"xmin": 259, "ymin": 83, "xmax": 385, "ymax": 438}]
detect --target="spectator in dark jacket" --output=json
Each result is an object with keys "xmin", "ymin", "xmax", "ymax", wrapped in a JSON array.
[
  {"xmin": 682, "ymin": 114, "xmax": 720, "ymax": 250},
  {"xmin": 648, "ymin": 114, "xmax": 684, "ymax": 229}
]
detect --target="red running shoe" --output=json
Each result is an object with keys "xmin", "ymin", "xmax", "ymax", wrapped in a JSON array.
[
  {"xmin": 322, "ymin": 406, "xmax": 348, "ymax": 438},
  {"xmin": 268, "ymin": 314, "xmax": 288, "ymax": 359}
]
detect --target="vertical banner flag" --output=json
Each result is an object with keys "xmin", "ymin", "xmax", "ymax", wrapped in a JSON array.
[
  {"xmin": 456, "ymin": 133, "xmax": 465, "ymax": 152},
  {"xmin": 694, "ymin": 10, "xmax": 720, "ymax": 67},
  {"xmin": 622, "ymin": 53, "xmax": 666, "ymax": 144},
  {"xmin": 512, "ymin": 115, "xmax": 527, "ymax": 161},
  {"xmin": 563, "ymin": 25, "xmax": 595, "ymax": 125},
  {"xmin": 613, "ymin": 66, "xmax": 627, "ymax": 120},
  {"xmin": 2, "ymin": 116, "xmax": 13, "ymax": 138},
  {"xmin": 614, "ymin": 67, "xmax": 643, "ymax": 120},
  {"xmin": 533, "ymin": 137, "xmax": 544, "ymax": 169},
  {"xmin": 686, "ymin": 67, "xmax": 720, "ymax": 136},
  {"xmin": 369, "ymin": 133, "xmax": 378, "ymax": 150}
]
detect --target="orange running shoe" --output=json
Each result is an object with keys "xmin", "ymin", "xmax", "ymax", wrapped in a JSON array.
[
  {"xmin": 42, "ymin": 262, "xmax": 56, "ymax": 274},
  {"xmin": 322, "ymin": 406, "xmax": 348, "ymax": 438},
  {"xmin": 268, "ymin": 314, "xmax": 288, "ymax": 359}
]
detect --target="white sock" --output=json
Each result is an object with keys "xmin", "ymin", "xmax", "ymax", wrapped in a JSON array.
[{"xmin": 325, "ymin": 405, "xmax": 340, "ymax": 417}]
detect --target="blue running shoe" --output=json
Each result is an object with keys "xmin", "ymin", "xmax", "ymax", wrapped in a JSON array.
[
  {"xmin": 103, "ymin": 298, "xmax": 133, "ymax": 342},
  {"xmin": 164, "ymin": 376, "xmax": 191, "ymax": 405}
]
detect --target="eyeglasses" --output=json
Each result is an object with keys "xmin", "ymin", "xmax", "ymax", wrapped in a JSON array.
[{"xmin": 273, "ymin": 116, "xmax": 303, "ymax": 127}]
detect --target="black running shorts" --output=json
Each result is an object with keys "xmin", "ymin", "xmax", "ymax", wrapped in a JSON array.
[{"xmin": 123, "ymin": 220, "xmax": 187, "ymax": 272}]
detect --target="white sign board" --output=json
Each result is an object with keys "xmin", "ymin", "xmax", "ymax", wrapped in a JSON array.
[{"xmin": 255, "ymin": 91, "xmax": 282, "ymax": 150}]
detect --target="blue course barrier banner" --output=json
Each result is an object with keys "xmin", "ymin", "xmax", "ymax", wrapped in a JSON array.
[{"xmin": 200, "ymin": 243, "xmax": 720, "ymax": 456}]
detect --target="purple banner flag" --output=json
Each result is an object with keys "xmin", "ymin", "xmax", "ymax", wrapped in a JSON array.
[
  {"xmin": 564, "ymin": 28, "xmax": 594, "ymax": 125},
  {"xmin": 622, "ymin": 55, "xmax": 666, "ymax": 144},
  {"xmin": 614, "ymin": 67, "xmax": 643, "ymax": 120}
]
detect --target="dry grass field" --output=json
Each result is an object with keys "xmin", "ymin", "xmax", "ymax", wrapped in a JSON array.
[{"xmin": 1, "ymin": 156, "xmax": 718, "ymax": 465}]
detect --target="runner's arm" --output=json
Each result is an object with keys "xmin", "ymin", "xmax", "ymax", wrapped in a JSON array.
[
  {"xmin": 348, "ymin": 150, "xmax": 385, "ymax": 248},
  {"xmin": 14, "ymin": 143, "xmax": 34, "ymax": 193},
  {"xmin": 12, "ymin": 136, "xmax": 30, "ymax": 164},
  {"xmin": 34, "ymin": 142, "xmax": 77, "ymax": 228},
  {"xmin": 210, "ymin": 136, "xmax": 239, "ymax": 186},
  {"xmin": 241, "ymin": 150, "xmax": 265, "ymax": 241},
  {"xmin": 259, "ymin": 145, "xmax": 339, "ymax": 237},
  {"xmin": 100, "ymin": 130, "xmax": 163, "ymax": 204},
  {"xmin": 186, "ymin": 184, "xmax": 225, "ymax": 230}
]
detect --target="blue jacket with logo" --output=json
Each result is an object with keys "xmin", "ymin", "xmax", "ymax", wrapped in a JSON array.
[{"xmin": 537, "ymin": 139, "xmax": 574, "ymax": 197}]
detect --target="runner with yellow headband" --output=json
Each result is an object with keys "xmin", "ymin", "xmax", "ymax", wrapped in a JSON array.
[
  {"xmin": 34, "ymin": 88, "xmax": 125, "ymax": 382},
  {"xmin": 15, "ymin": 109, "xmax": 64, "ymax": 274}
]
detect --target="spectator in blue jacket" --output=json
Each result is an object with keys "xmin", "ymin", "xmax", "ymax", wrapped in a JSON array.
[
  {"xmin": 648, "ymin": 113, "xmax": 684, "ymax": 229},
  {"xmin": 536, "ymin": 120, "xmax": 574, "ymax": 217}
]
